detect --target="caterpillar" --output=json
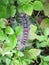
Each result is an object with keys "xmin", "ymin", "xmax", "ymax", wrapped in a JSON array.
[
  {"xmin": 17, "ymin": 13, "xmax": 29, "ymax": 50},
  {"xmin": 9, "ymin": 13, "xmax": 29, "ymax": 51}
]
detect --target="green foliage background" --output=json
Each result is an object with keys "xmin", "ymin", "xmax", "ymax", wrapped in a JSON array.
[{"xmin": 0, "ymin": 0, "xmax": 49, "ymax": 65}]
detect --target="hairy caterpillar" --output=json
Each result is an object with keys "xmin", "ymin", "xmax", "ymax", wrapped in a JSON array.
[
  {"xmin": 17, "ymin": 13, "xmax": 30, "ymax": 50},
  {"xmin": 9, "ymin": 13, "xmax": 29, "ymax": 50}
]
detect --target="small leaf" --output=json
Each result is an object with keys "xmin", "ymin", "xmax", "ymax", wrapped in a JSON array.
[
  {"xmin": 8, "ymin": 35, "xmax": 17, "ymax": 49},
  {"xmin": 13, "ymin": 59, "xmax": 19, "ymax": 65},
  {"xmin": 43, "ymin": 56, "xmax": 49, "ymax": 61},
  {"xmin": 7, "ymin": 5, "xmax": 16, "ymax": 18},
  {"xmin": 6, "ymin": 58, "xmax": 11, "ymax": 65},
  {"xmin": 15, "ymin": 26, "xmax": 21, "ymax": 36},
  {"xmin": 0, "ymin": 20, "xmax": 5, "ymax": 28},
  {"xmin": 43, "ymin": 28, "xmax": 49, "ymax": 36},
  {"xmin": 39, "ymin": 61, "xmax": 48, "ymax": 65},
  {"xmin": 37, "ymin": 35, "xmax": 46, "ymax": 41},
  {"xmin": 28, "ymin": 49, "xmax": 41, "ymax": 60},
  {"xmin": 29, "ymin": 24, "xmax": 37, "ymax": 40},
  {"xmin": 5, "ymin": 26, "xmax": 14, "ymax": 35},
  {"xmin": 44, "ymin": 2, "xmax": 49, "ymax": 16},
  {"xmin": 36, "ymin": 41, "xmax": 47, "ymax": 48},
  {"xmin": 0, "ymin": 5, "xmax": 7, "ymax": 18},
  {"xmin": 40, "ymin": 18, "xmax": 49, "ymax": 29},
  {"xmin": 40, "ymin": 41, "xmax": 47, "ymax": 47},
  {"xmin": 23, "ymin": 3, "xmax": 33, "ymax": 15},
  {"xmin": 22, "ymin": 61, "xmax": 27, "ymax": 65},
  {"xmin": 30, "ymin": 24, "xmax": 37, "ymax": 33},
  {"xmin": 29, "ymin": 33, "xmax": 37, "ymax": 40},
  {"xmin": 10, "ymin": 5, "xmax": 16, "ymax": 17},
  {"xmin": 33, "ymin": 1, "xmax": 43, "ymax": 11},
  {"xmin": 17, "ymin": 51, "xmax": 24, "ymax": 57},
  {"xmin": 4, "ymin": 35, "xmax": 17, "ymax": 52}
]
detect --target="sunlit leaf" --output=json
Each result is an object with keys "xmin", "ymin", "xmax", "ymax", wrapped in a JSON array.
[
  {"xmin": 29, "ymin": 33, "xmax": 37, "ymax": 40},
  {"xmin": 6, "ymin": 58, "xmax": 11, "ymax": 65},
  {"xmin": 10, "ymin": 5, "xmax": 16, "ymax": 17},
  {"xmin": 0, "ymin": 20, "xmax": 5, "ymax": 28},
  {"xmin": 23, "ymin": 3, "xmax": 33, "ymax": 16},
  {"xmin": 15, "ymin": 26, "xmax": 21, "ymax": 36},
  {"xmin": 43, "ymin": 28, "xmax": 49, "ymax": 36},
  {"xmin": 37, "ymin": 35, "xmax": 47, "ymax": 41},
  {"xmin": 4, "ymin": 34, "xmax": 17, "ymax": 52},
  {"xmin": 33, "ymin": 1, "xmax": 43, "ymax": 11},
  {"xmin": 40, "ymin": 18, "xmax": 49, "ymax": 29},
  {"xmin": 5, "ymin": 26, "xmax": 14, "ymax": 35},
  {"xmin": 30, "ymin": 24, "xmax": 37, "ymax": 33},
  {"xmin": 43, "ymin": 56, "xmax": 49, "ymax": 61},
  {"xmin": 28, "ymin": 49, "xmax": 41, "ymax": 60},
  {"xmin": 17, "ymin": 51, "xmax": 24, "ymax": 57},
  {"xmin": 44, "ymin": 2, "xmax": 49, "ymax": 16},
  {"xmin": 40, "ymin": 41, "xmax": 47, "ymax": 47}
]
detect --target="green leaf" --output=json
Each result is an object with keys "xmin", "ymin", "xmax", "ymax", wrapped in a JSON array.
[
  {"xmin": 43, "ymin": 28, "xmax": 49, "ymax": 36},
  {"xmin": 0, "ymin": 20, "xmax": 5, "ymax": 28},
  {"xmin": 8, "ymin": 35, "xmax": 17, "ymax": 49},
  {"xmin": 18, "ymin": 3, "xmax": 33, "ymax": 15},
  {"xmin": 39, "ymin": 0, "xmax": 46, "ymax": 3},
  {"xmin": 2, "ymin": 0, "xmax": 9, "ymax": 5},
  {"xmin": 43, "ymin": 62, "xmax": 48, "ymax": 65},
  {"xmin": 23, "ymin": 4, "xmax": 33, "ymax": 15},
  {"xmin": 40, "ymin": 41, "xmax": 47, "ymax": 47},
  {"xmin": 7, "ymin": 5, "xmax": 16, "ymax": 18},
  {"xmin": 36, "ymin": 42, "xmax": 41, "ymax": 48},
  {"xmin": 33, "ymin": 1, "xmax": 43, "ymax": 11},
  {"xmin": 37, "ymin": 35, "xmax": 46, "ymax": 41},
  {"xmin": 23, "ymin": 3, "xmax": 33, "ymax": 15},
  {"xmin": 10, "ymin": 5, "xmax": 16, "ymax": 17},
  {"xmin": 0, "ymin": 5, "xmax": 7, "ymax": 18},
  {"xmin": 17, "ymin": 0, "xmax": 31, "ymax": 4},
  {"xmin": 30, "ymin": 24, "xmax": 37, "ymax": 33},
  {"xmin": 43, "ymin": 56, "xmax": 49, "ymax": 61},
  {"xmin": 36, "ymin": 41, "xmax": 47, "ymax": 48},
  {"xmin": 22, "ymin": 61, "xmax": 27, "ymax": 65},
  {"xmin": 47, "ymin": 38, "xmax": 49, "ymax": 46},
  {"xmin": 13, "ymin": 59, "xmax": 19, "ymax": 65},
  {"xmin": 18, "ymin": 5, "xmax": 23, "ymax": 13},
  {"xmin": 0, "ymin": 48, "xmax": 3, "ymax": 55},
  {"xmin": 28, "ymin": 49, "xmax": 41, "ymax": 60},
  {"xmin": 9, "ymin": 0, "xmax": 14, "ymax": 4},
  {"xmin": 6, "ymin": 58, "xmax": 11, "ymax": 65},
  {"xmin": 0, "ymin": 29, "xmax": 5, "ymax": 41},
  {"xmin": 5, "ymin": 26, "xmax": 14, "ymax": 35},
  {"xmin": 29, "ymin": 24, "xmax": 37, "ymax": 40},
  {"xmin": 18, "ymin": 4, "xmax": 33, "ymax": 15},
  {"xmin": 29, "ymin": 33, "xmax": 37, "ymax": 40},
  {"xmin": 4, "ymin": 34, "xmax": 17, "ymax": 51},
  {"xmin": 39, "ymin": 61, "xmax": 48, "ymax": 65},
  {"xmin": 17, "ymin": 51, "xmax": 24, "ymax": 57},
  {"xmin": 44, "ymin": 2, "xmax": 49, "ymax": 16},
  {"xmin": 40, "ymin": 18, "xmax": 49, "ymax": 29},
  {"xmin": 15, "ymin": 26, "xmax": 21, "ymax": 36}
]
